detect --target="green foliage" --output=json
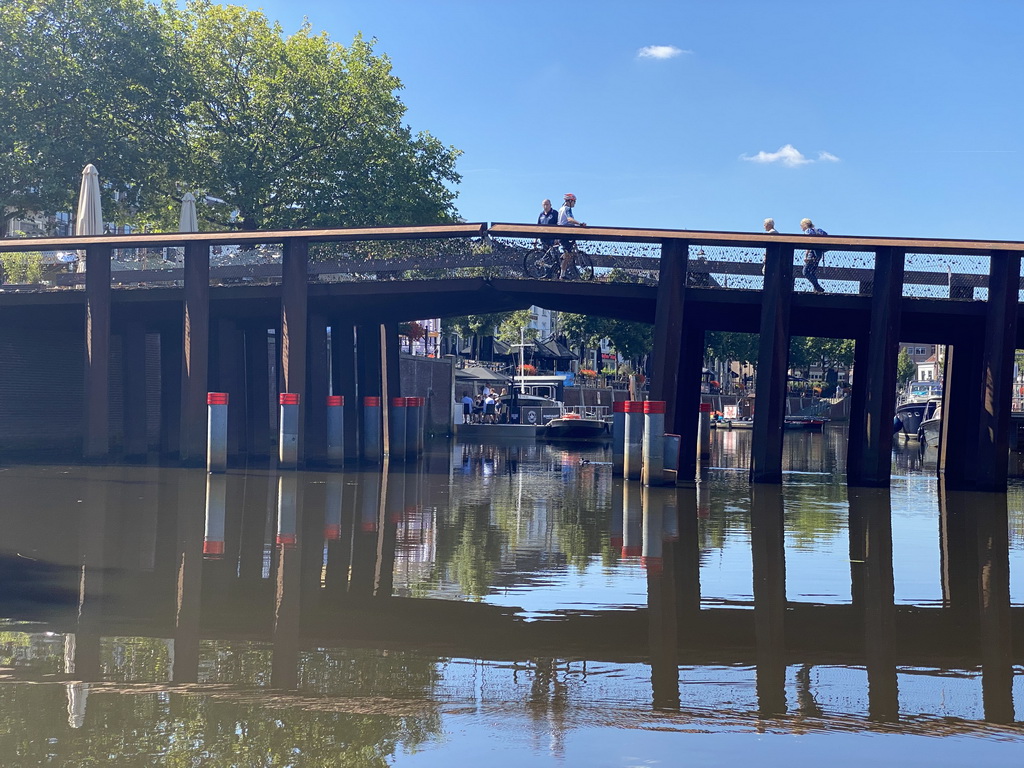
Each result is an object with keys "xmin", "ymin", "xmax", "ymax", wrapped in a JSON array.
[
  {"xmin": 560, "ymin": 313, "xmax": 653, "ymax": 364},
  {"xmin": 495, "ymin": 310, "xmax": 539, "ymax": 345},
  {"xmin": 0, "ymin": 251, "xmax": 44, "ymax": 284},
  {"xmin": 1, "ymin": 0, "xmax": 461, "ymax": 233},
  {"xmin": 897, "ymin": 348, "xmax": 917, "ymax": 384},
  {"xmin": 0, "ymin": 0, "xmax": 186, "ymax": 230},
  {"xmin": 790, "ymin": 337, "xmax": 855, "ymax": 372},
  {"xmin": 705, "ymin": 331, "xmax": 760, "ymax": 364}
]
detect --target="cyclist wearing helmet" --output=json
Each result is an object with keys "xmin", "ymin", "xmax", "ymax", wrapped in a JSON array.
[{"xmin": 557, "ymin": 193, "xmax": 587, "ymax": 279}]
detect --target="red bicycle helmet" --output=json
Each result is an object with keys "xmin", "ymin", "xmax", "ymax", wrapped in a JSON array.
[{"xmin": 563, "ymin": 193, "xmax": 576, "ymax": 202}]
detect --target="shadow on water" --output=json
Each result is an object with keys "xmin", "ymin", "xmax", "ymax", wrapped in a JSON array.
[{"xmin": 0, "ymin": 430, "xmax": 1021, "ymax": 763}]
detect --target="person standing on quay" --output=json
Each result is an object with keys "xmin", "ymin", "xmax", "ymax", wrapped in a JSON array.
[
  {"xmin": 557, "ymin": 193, "xmax": 586, "ymax": 279},
  {"xmin": 799, "ymin": 217, "xmax": 827, "ymax": 293}
]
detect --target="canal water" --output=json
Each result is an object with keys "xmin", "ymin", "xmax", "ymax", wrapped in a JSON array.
[{"xmin": 0, "ymin": 429, "xmax": 1021, "ymax": 766}]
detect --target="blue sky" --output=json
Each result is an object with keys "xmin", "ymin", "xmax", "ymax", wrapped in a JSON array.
[{"xmin": 232, "ymin": 0, "xmax": 1022, "ymax": 241}]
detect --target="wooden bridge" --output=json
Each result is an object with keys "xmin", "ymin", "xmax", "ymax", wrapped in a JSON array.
[{"xmin": 1, "ymin": 222, "xmax": 1022, "ymax": 490}]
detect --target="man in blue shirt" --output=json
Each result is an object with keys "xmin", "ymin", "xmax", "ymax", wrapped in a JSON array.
[
  {"xmin": 800, "ymin": 218, "xmax": 827, "ymax": 293},
  {"xmin": 537, "ymin": 199, "xmax": 558, "ymax": 250},
  {"xmin": 557, "ymin": 193, "xmax": 587, "ymax": 279}
]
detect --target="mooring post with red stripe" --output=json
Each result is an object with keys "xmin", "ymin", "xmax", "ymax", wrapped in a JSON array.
[
  {"xmin": 699, "ymin": 402, "xmax": 712, "ymax": 460},
  {"xmin": 362, "ymin": 396, "xmax": 382, "ymax": 462},
  {"xmin": 324, "ymin": 474, "xmax": 343, "ymax": 541},
  {"xmin": 203, "ymin": 474, "xmax": 227, "ymax": 558},
  {"xmin": 406, "ymin": 396, "xmax": 424, "ymax": 458},
  {"xmin": 642, "ymin": 400, "xmax": 667, "ymax": 486},
  {"xmin": 279, "ymin": 393, "xmax": 300, "ymax": 468},
  {"xmin": 326, "ymin": 395, "xmax": 344, "ymax": 465},
  {"xmin": 612, "ymin": 400, "xmax": 627, "ymax": 476},
  {"xmin": 206, "ymin": 392, "xmax": 229, "ymax": 473},
  {"xmin": 624, "ymin": 401, "xmax": 645, "ymax": 481},
  {"xmin": 389, "ymin": 397, "xmax": 407, "ymax": 460}
]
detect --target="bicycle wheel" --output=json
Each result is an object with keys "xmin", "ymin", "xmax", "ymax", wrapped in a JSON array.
[
  {"xmin": 575, "ymin": 250, "xmax": 594, "ymax": 281},
  {"xmin": 523, "ymin": 249, "xmax": 549, "ymax": 279}
]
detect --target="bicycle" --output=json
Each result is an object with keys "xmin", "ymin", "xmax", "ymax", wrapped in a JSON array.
[{"xmin": 522, "ymin": 241, "xmax": 594, "ymax": 281}]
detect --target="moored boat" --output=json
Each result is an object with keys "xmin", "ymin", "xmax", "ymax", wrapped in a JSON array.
[{"xmin": 540, "ymin": 406, "xmax": 610, "ymax": 441}]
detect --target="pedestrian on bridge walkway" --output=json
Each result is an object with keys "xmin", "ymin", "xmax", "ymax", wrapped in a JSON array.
[{"xmin": 800, "ymin": 218, "xmax": 827, "ymax": 293}]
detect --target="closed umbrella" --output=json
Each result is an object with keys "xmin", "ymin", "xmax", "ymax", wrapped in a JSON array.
[
  {"xmin": 178, "ymin": 192, "xmax": 198, "ymax": 233},
  {"xmin": 75, "ymin": 163, "xmax": 103, "ymax": 272}
]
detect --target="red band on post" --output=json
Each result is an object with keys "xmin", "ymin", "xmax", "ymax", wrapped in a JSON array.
[
  {"xmin": 612, "ymin": 401, "xmax": 628, "ymax": 413},
  {"xmin": 279, "ymin": 393, "xmax": 300, "ymax": 406},
  {"xmin": 624, "ymin": 401, "xmax": 645, "ymax": 413},
  {"xmin": 698, "ymin": 403, "xmax": 712, "ymax": 413},
  {"xmin": 326, "ymin": 395, "xmax": 343, "ymax": 407},
  {"xmin": 391, "ymin": 397, "xmax": 407, "ymax": 407},
  {"xmin": 276, "ymin": 533, "xmax": 297, "ymax": 547},
  {"xmin": 207, "ymin": 392, "xmax": 229, "ymax": 405},
  {"xmin": 203, "ymin": 540, "xmax": 225, "ymax": 556},
  {"xmin": 408, "ymin": 396, "xmax": 424, "ymax": 407},
  {"xmin": 363, "ymin": 396, "xmax": 381, "ymax": 407},
  {"xmin": 643, "ymin": 400, "xmax": 666, "ymax": 414}
]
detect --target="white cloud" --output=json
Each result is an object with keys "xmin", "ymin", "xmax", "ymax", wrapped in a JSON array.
[
  {"xmin": 637, "ymin": 45, "xmax": 689, "ymax": 60},
  {"xmin": 741, "ymin": 144, "xmax": 840, "ymax": 167}
]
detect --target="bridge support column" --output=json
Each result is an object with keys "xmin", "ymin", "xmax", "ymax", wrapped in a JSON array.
[
  {"xmin": 332, "ymin": 323, "xmax": 359, "ymax": 459},
  {"xmin": 159, "ymin": 323, "xmax": 182, "ymax": 457},
  {"xmin": 750, "ymin": 242, "xmax": 793, "ymax": 484},
  {"xmin": 651, "ymin": 238, "xmax": 689, "ymax": 425},
  {"xmin": 356, "ymin": 324, "xmax": 383, "ymax": 461},
  {"xmin": 214, "ymin": 319, "xmax": 246, "ymax": 459},
  {"xmin": 939, "ymin": 337, "xmax": 984, "ymax": 488},
  {"xmin": 180, "ymin": 241, "xmax": 209, "ymax": 464},
  {"xmin": 244, "ymin": 325, "xmax": 272, "ymax": 457},
  {"xmin": 121, "ymin": 323, "xmax": 148, "ymax": 458},
  {"xmin": 280, "ymin": 238, "xmax": 309, "ymax": 464},
  {"xmin": 305, "ymin": 313, "xmax": 330, "ymax": 464},
  {"xmin": 848, "ymin": 247, "xmax": 904, "ymax": 487},
  {"xmin": 84, "ymin": 243, "xmax": 112, "ymax": 459},
  {"xmin": 973, "ymin": 250, "xmax": 1020, "ymax": 491},
  {"xmin": 381, "ymin": 323, "xmax": 401, "ymax": 458}
]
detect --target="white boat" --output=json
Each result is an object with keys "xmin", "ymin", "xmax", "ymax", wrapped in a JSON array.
[
  {"xmin": 540, "ymin": 406, "xmax": 610, "ymax": 442},
  {"xmin": 894, "ymin": 381, "xmax": 943, "ymax": 439},
  {"xmin": 916, "ymin": 398, "xmax": 943, "ymax": 447}
]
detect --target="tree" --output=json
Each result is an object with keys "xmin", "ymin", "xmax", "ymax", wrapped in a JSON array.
[
  {"xmin": 0, "ymin": 0, "xmax": 185, "ymax": 232},
  {"xmin": 168, "ymin": 1, "xmax": 462, "ymax": 231},
  {"xmin": 705, "ymin": 332, "xmax": 760, "ymax": 365},
  {"xmin": 897, "ymin": 348, "xmax": 917, "ymax": 384}
]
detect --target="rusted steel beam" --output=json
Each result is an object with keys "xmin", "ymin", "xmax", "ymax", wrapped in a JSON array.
[
  {"xmin": 180, "ymin": 241, "xmax": 210, "ymax": 463},
  {"xmin": 750, "ymin": 242, "xmax": 794, "ymax": 484},
  {"xmin": 847, "ymin": 247, "xmax": 905, "ymax": 488},
  {"xmin": 84, "ymin": 243, "xmax": 112, "ymax": 459},
  {"xmin": 489, "ymin": 222, "xmax": 1024, "ymax": 255},
  {"xmin": 971, "ymin": 249, "xmax": 1021, "ymax": 491},
  {"xmin": 280, "ymin": 239, "xmax": 309, "ymax": 462},
  {"xmin": 0, "ymin": 223, "xmax": 488, "ymax": 252}
]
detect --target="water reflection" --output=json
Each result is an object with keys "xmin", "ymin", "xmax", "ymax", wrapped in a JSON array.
[{"xmin": 0, "ymin": 431, "xmax": 1020, "ymax": 763}]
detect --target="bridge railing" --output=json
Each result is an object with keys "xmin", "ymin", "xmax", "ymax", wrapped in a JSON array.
[{"xmin": 2, "ymin": 223, "xmax": 1023, "ymax": 302}]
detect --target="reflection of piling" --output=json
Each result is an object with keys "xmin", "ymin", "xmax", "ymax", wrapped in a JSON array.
[
  {"xmin": 326, "ymin": 395, "xmax": 344, "ymax": 465},
  {"xmin": 276, "ymin": 474, "xmax": 298, "ymax": 548},
  {"xmin": 324, "ymin": 474, "xmax": 343, "ymax": 540},
  {"xmin": 612, "ymin": 401, "xmax": 627, "ymax": 476},
  {"xmin": 698, "ymin": 402, "xmax": 712, "ymax": 459},
  {"xmin": 206, "ymin": 392, "xmax": 229, "ymax": 472},
  {"xmin": 642, "ymin": 401, "xmax": 666, "ymax": 486},
  {"xmin": 622, "ymin": 483, "xmax": 643, "ymax": 557},
  {"xmin": 641, "ymin": 487, "xmax": 664, "ymax": 573},
  {"xmin": 389, "ymin": 397, "xmax": 407, "ymax": 460},
  {"xmin": 203, "ymin": 474, "xmax": 227, "ymax": 558},
  {"xmin": 362, "ymin": 396, "xmax": 382, "ymax": 462},
  {"xmin": 624, "ymin": 401, "xmax": 645, "ymax": 481},
  {"xmin": 278, "ymin": 393, "xmax": 300, "ymax": 468}
]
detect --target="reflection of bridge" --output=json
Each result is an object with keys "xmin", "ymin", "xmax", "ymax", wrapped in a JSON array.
[
  {"xmin": 2, "ymin": 223, "xmax": 1023, "ymax": 489},
  {"xmin": 1, "ymin": 464, "xmax": 1019, "ymax": 730}
]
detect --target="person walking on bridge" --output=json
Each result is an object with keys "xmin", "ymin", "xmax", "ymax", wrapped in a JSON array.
[
  {"xmin": 799, "ymin": 218, "xmax": 827, "ymax": 293},
  {"xmin": 557, "ymin": 193, "xmax": 587, "ymax": 279}
]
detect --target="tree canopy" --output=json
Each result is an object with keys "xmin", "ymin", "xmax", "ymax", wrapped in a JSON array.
[{"xmin": 0, "ymin": 0, "xmax": 462, "ymax": 234}]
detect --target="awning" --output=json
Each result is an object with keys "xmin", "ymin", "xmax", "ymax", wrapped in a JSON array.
[{"xmin": 455, "ymin": 366, "xmax": 511, "ymax": 383}]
